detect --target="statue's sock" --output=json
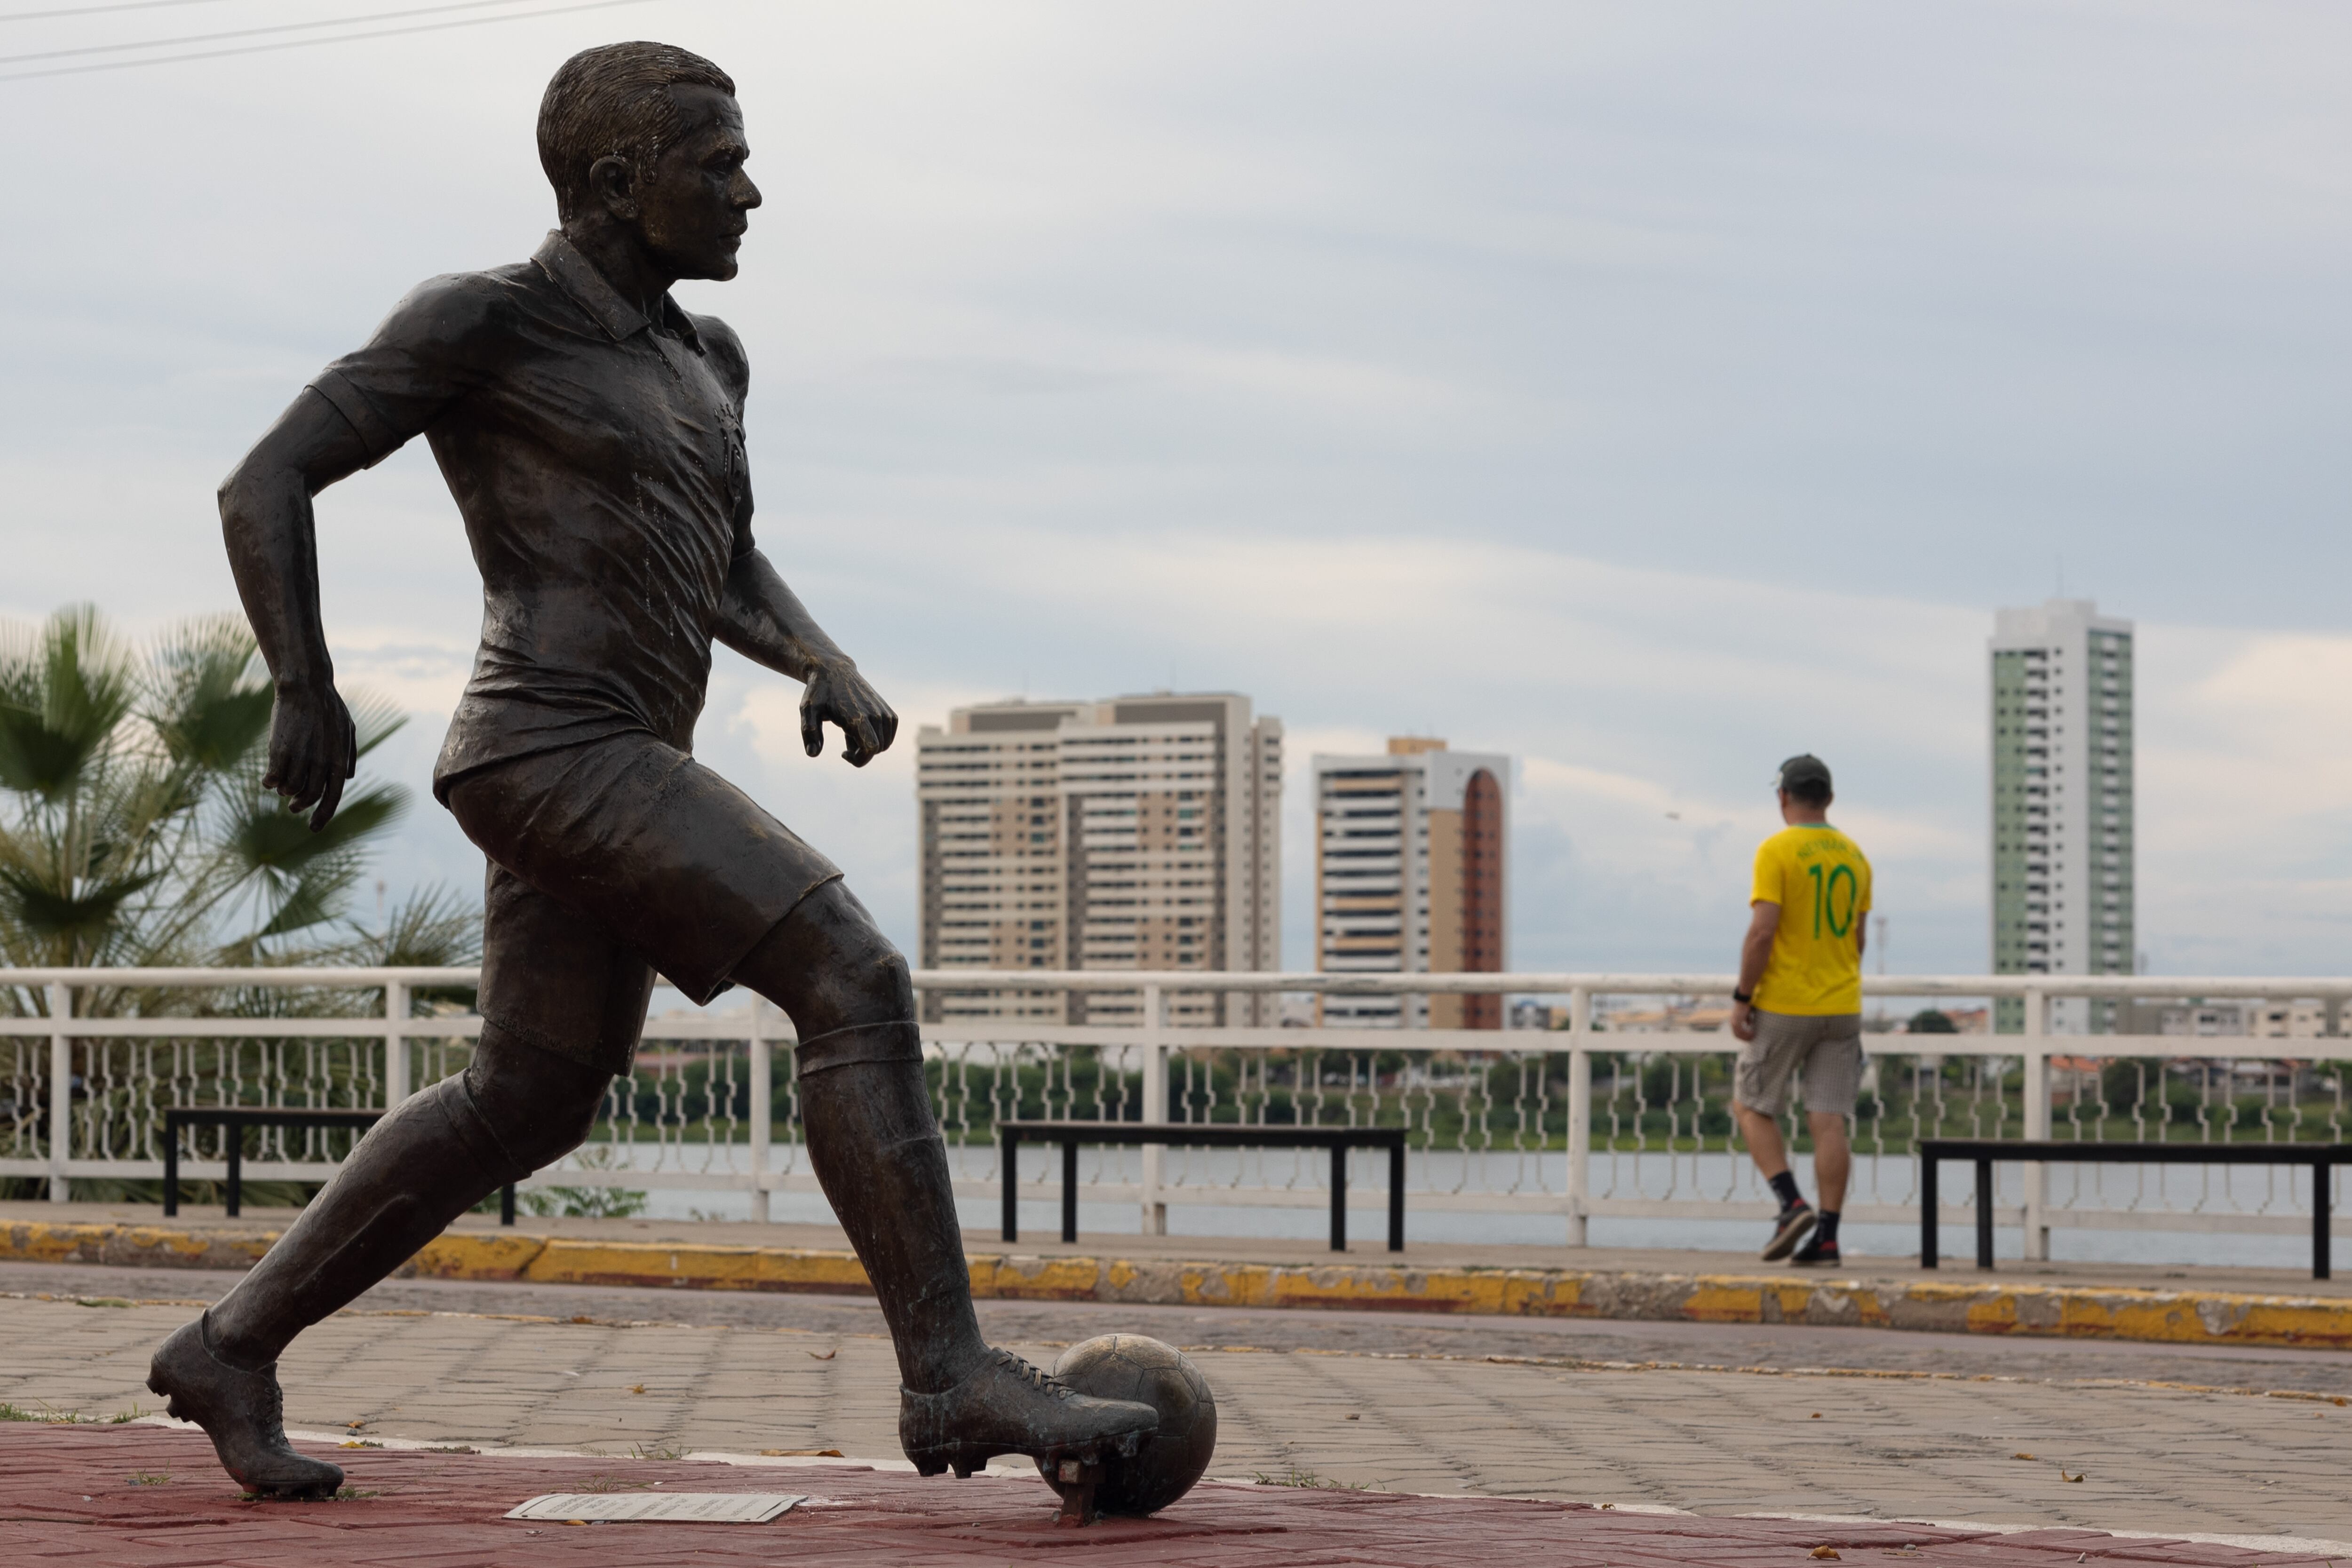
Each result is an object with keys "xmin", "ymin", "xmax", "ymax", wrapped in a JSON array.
[{"xmin": 796, "ymin": 1044, "xmax": 989, "ymax": 1395}]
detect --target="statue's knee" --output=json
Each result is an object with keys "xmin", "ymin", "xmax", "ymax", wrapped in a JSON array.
[
  {"xmin": 803, "ymin": 882, "xmax": 914, "ymax": 1020},
  {"xmin": 863, "ymin": 947, "xmax": 914, "ymax": 1018},
  {"xmin": 738, "ymin": 880, "xmax": 915, "ymax": 1035},
  {"xmin": 466, "ymin": 1025, "xmax": 611, "ymax": 1173}
]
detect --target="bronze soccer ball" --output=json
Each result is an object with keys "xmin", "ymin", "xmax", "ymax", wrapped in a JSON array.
[{"xmin": 1049, "ymin": 1334, "xmax": 1218, "ymax": 1516}]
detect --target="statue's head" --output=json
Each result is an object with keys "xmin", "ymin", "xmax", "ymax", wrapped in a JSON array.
[{"xmin": 539, "ymin": 42, "xmax": 759, "ymax": 281}]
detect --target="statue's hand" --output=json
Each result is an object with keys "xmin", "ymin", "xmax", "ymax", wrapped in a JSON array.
[
  {"xmin": 800, "ymin": 660, "xmax": 898, "ymax": 767},
  {"xmin": 262, "ymin": 680, "xmax": 359, "ymax": 831}
]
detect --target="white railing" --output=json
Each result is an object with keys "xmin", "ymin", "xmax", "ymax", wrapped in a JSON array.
[{"xmin": 2, "ymin": 967, "xmax": 2347, "ymax": 1260}]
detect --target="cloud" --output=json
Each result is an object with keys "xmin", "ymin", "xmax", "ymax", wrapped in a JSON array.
[{"xmin": 1, "ymin": 1, "xmax": 2346, "ymax": 980}]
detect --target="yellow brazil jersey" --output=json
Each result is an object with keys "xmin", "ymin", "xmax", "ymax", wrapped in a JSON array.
[{"xmin": 1749, "ymin": 824, "xmax": 1872, "ymax": 1015}]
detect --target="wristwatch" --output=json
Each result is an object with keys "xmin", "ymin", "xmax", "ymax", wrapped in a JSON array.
[{"xmin": 1732, "ymin": 989, "xmax": 1752, "ymax": 1004}]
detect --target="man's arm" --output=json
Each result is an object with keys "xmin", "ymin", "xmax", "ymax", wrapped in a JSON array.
[
  {"xmin": 715, "ymin": 551, "xmax": 898, "ymax": 767},
  {"xmin": 218, "ymin": 392, "xmax": 377, "ymax": 829},
  {"xmin": 1730, "ymin": 901, "xmax": 1779, "ymax": 1043}
]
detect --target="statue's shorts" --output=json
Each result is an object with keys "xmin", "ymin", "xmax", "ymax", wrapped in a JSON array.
[{"xmin": 443, "ymin": 733, "xmax": 844, "ymax": 1076}]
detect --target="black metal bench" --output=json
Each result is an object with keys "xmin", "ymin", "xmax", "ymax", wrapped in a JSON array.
[
  {"xmin": 164, "ymin": 1106, "xmax": 516, "ymax": 1225},
  {"xmin": 998, "ymin": 1120, "xmax": 1407, "ymax": 1252},
  {"xmin": 1920, "ymin": 1138, "xmax": 2351, "ymax": 1279}
]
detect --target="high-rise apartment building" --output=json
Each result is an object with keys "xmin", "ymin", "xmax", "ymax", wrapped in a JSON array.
[
  {"xmin": 1313, "ymin": 738, "xmax": 1509, "ymax": 1029},
  {"xmin": 1989, "ymin": 599, "xmax": 2136, "ymax": 1033},
  {"xmin": 915, "ymin": 693, "xmax": 1282, "ymax": 1025}
]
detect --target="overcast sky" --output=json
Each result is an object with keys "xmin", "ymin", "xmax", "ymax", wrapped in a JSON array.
[{"xmin": 2, "ymin": 0, "xmax": 2347, "ymax": 981}]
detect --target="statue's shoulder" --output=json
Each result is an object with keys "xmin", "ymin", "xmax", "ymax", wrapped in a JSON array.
[
  {"xmin": 684, "ymin": 310, "xmax": 750, "ymax": 404},
  {"xmin": 368, "ymin": 264, "xmax": 537, "ymax": 358}
]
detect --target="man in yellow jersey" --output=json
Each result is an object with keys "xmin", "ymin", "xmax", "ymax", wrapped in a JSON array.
[{"xmin": 1729, "ymin": 754, "xmax": 1871, "ymax": 1267}]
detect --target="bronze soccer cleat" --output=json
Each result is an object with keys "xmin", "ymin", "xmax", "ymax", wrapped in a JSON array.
[
  {"xmin": 899, "ymin": 1348, "xmax": 1156, "ymax": 1484},
  {"xmin": 147, "ymin": 1320, "xmax": 344, "ymax": 1500}
]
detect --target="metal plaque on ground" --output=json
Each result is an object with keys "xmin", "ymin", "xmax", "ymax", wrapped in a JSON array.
[{"xmin": 506, "ymin": 1492, "xmax": 805, "ymax": 1523}]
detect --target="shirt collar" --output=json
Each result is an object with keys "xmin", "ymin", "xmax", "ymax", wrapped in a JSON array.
[{"xmin": 532, "ymin": 230, "xmax": 702, "ymax": 352}]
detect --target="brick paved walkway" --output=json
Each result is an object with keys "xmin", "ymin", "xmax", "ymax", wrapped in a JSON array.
[
  {"xmin": 5, "ymin": 1296, "xmax": 2351, "ymax": 1545},
  {"xmin": 4, "ymin": 1425, "xmax": 2344, "ymax": 1568}
]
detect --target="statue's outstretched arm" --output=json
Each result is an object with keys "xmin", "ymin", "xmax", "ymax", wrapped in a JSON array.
[
  {"xmin": 218, "ymin": 391, "xmax": 375, "ymax": 829},
  {"xmin": 715, "ymin": 550, "xmax": 899, "ymax": 767}
]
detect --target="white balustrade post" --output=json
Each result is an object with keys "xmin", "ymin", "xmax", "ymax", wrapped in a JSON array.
[
  {"xmin": 748, "ymin": 1003, "xmax": 773, "ymax": 1224},
  {"xmin": 2022, "ymin": 986, "xmax": 2050, "ymax": 1261},
  {"xmin": 1565, "ymin": 985, "xmax": 1591, "ymax": 1247},
  {"xmin": 47, "ymin": 981, "xmax": 70, "ymax": 1202},
  {"xmin": 383, "ymin": 979, "xmax": 411, "ymax": 1109},
  {"xmin": 1140, "ymin": 982, "xmax": 1167, "ymax": 1235}
]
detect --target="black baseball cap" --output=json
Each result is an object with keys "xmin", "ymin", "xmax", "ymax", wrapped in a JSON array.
[{"xmin": 1776, "ymin": 754, "xmax": 1832, "ymax": 793}]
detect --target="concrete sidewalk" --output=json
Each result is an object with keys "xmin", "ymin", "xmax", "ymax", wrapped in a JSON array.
[
  {"xmin": 4, "ymin": 1291, "xmax": 2350, "ymax": 1540},
  {"xmin": 9, "ymin": 1202, "xmax": 2350, "ymax": 1350}
]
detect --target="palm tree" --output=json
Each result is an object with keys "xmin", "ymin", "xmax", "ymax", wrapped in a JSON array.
[
  {"xmin": 0, "ymin": 606, "xmax": 479, "ymax": 1199},
  {"xmin": 0, "ymin": 606, "xmax": 459, "ymax": 985}
]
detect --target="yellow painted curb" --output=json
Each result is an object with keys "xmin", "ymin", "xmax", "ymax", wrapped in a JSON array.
[{"xmin": 8, "ymin": 1218, "xmax": 2352, "ymax": 1351}]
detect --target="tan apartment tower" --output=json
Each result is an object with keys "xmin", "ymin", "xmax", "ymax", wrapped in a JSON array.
[
  {"xmin": 1313, "ymin": 738, "xmax": 1509, "ymax": 1028},
  {"xmin": 915, "ymin": 693, "xmax": 1282, "ymax": 1026}
]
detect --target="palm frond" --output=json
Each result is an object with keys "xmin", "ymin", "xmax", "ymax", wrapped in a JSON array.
[
  {"xmin": 145, "ymin": 616, "xmax": 272, "ymax": 773},
  {"xmin": 226, "ymin": 781, "xmax": 407, "ymax": 877},
  {"xmin": 0, "ymin": 606, "xmax": 138, "ymax": 800},
  {"xmin": 255, "ymin": 857, "xmax": 366, "ymax": 939},
  {"xmin": 0, "ymin": 864, "xmax": 162, "ymax": 944},
  {"xmin": 347, "ymin": 688, "xmax": 408, "ymax": 759}
]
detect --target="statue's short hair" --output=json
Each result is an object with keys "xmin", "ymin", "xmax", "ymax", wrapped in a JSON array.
[{"xmin": 538, "ymin": 41, "xmax": 737, "ymax": 220}]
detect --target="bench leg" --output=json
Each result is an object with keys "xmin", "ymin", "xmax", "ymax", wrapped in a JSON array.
[
  {"xmin": 1330, "ymin": 1145, "xmax": 1347, "ymax": 1252},
  {"xmin": 2317, "ymin": 1160, "xmax": 2332, "ymax": 1282},
  {"xmin": 1975, "ymin": 1158, "xmax": 1994, "ymax": 1270},
  {"xmin": 501, "ymin": 1183, "xmax": 516, "ymax": 1226},
  {"xmin": 1001, "ymin": 1131, "xmax": 1017, "ymax": 1244},
  {"xmin": 226, "ymin": 1134, "xmax": 242, "ymax": 1220},
  {"xmin": 1062, "ymin": 1138, "xmax": 1079, "ymax": 1245},
  {"xmin": 1921, "ymin": 1155, "xmax": 1937, "ymax": 1268},
  {"xmin": 163, "ymin": 1123, "xmax": 179, "ymax": 1219},
  {"xmin": 1388, "ymin": 1140, "xmax": 1405, "ymax": 1253}
]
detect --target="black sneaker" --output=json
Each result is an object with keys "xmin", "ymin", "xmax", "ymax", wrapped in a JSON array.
[
  {"xmin": 1790, "ymin": 1235, "xmax": 1841, "ymax": 1267},
  {"xmin": 1761, "ymin": 1200, "xmax": 1815, "ymax": 1261}
]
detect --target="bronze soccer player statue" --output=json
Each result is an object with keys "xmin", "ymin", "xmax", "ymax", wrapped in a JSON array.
[{"xmin": 148, "ymin": 40, "xmax": 1157, "ymax": 1499}]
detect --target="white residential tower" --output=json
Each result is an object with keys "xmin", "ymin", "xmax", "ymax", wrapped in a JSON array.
[{"xmin": 1989, "ymin": 599, "xmax": 2136, "ymax": 1033}]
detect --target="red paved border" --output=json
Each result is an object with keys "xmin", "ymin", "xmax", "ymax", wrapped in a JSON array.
[{"xmin": 0, "ymin": 1424, "xmax": 2331, "ymax": 1568}]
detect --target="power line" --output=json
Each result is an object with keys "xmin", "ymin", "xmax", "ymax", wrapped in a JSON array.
[
  {"xmin": 1, "ymin": 0, "xmax": 593, "ymax": 64},
  {"xmin": 1, "ymin": 1, "xmax": 235, "ymax": 23},
  {"xmin": 0, "ymin": 0, "xmax": 662, "ymax": 80}
]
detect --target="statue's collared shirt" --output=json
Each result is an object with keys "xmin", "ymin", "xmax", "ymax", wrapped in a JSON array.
[{"xmin": 306, "ymin": 230, "xmax": 754, "ymax": 799}]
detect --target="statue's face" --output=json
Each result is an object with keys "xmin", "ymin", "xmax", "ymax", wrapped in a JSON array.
[{"xmin": 633, "ymin": 84, "xmax": 761, "ymax": 282}]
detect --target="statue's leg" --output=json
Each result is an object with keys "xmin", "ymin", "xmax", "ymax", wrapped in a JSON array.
[
  {"xmin": 731, "ymin": 880, "xmax": 1157, "ymax": 1478},
  {"xmin": 147, "ymin": 1026, "xmax": 609, "ymax": 1497}
]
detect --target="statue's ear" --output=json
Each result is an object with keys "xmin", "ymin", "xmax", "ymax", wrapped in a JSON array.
[{"xmin": 588, "ymin": 153, "xmax": 638, "ymax": 220}]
